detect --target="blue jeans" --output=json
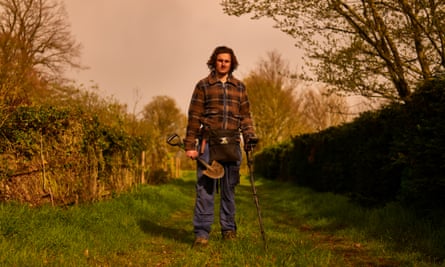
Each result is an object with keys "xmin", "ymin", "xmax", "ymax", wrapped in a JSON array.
[{"xmin": 193, "ymin": 143, "xmax": 241, "ymax": 239}]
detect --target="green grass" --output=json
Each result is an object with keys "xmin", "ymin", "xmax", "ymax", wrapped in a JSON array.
[{"xmin": 0, "ymin": 171, "xmax": 444, "ymax": 266}]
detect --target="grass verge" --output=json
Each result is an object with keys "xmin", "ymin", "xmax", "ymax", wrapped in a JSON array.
[{"xmin": 0, "ymin": 171, "xmax": 443, "ymax": 266}]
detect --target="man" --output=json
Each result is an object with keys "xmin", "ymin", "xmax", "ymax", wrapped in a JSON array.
[{"xmin": 184, "ymin": 46, "xmax": 257, "ymax": 247}]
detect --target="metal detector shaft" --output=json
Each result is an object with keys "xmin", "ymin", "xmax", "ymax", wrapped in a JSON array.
[{"xmin": 246, "ymin": 148, "xmax": 267, "ymax": 250}]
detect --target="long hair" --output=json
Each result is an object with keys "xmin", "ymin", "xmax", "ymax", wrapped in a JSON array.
[{"xmin": 207, "ymin": 46, "xmax": 239, "ymax": 74}]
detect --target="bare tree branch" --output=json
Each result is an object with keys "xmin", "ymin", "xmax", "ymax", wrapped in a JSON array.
[{"xmin": 222, "ymin": 0, "xmax": 445, "ymax": 103}]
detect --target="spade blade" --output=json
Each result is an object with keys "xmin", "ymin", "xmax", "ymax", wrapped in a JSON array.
[{"xmin": 201, "ymin": 160, "xmax": 224, "ymax": 179}]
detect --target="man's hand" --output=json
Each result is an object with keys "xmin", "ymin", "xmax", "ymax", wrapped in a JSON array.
[
  {"xmin": 186, "ymin": 150, "xmax": 199, "ymax": 159},
  {"xmin": 244, "ymin": 135, "xmax": 259, "ymax": 152}
]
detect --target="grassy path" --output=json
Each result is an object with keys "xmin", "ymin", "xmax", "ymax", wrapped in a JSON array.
[{"xmin": 0, "ymin": 171, "xmax": 443, "ymax": 266}]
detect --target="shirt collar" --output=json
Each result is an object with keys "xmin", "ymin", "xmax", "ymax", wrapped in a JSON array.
[{"xmin": 207, "ymin": 71, "xmax": 240, "ymax": 86}]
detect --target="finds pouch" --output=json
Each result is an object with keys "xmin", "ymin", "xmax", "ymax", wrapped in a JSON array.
[{"xmin": 208, "ymin": 129, "xmax": 241, "ymax": 162}]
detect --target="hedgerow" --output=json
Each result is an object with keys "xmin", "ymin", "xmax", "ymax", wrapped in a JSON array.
[
  {"xmin": 0, "ymin": 104, "xmax": 150, "ymax": 205},
  {"xmin": 254, "ymin": 75, "xmax": 445, "ymax": 213}
]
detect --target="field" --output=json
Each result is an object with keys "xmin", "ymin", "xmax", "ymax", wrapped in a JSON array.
[{"xmin": 0, "ymin": 171, "xmax": 443, "ymax": 266}]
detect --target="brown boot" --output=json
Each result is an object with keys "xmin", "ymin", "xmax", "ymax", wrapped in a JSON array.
[
  {"xmin": 193, "ymin": 237, "xmax": 209, "ymax": 248},
  {"xmin": 222, "ymin": 230, "xmax": 236, "ymax": 240}
]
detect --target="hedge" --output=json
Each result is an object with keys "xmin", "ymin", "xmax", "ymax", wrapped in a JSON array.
[{"xmin": 254, "ymin": 76, "xmax": 445, "ymax": 212}]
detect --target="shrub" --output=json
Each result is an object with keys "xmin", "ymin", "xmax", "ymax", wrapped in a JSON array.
[
  {"xmin": 254, "ymin": 75, "xmax": 445, "ymax": 212},
  {"xmin": 0, "ymin": 105, "xmax": 148, "ymax": 205}
]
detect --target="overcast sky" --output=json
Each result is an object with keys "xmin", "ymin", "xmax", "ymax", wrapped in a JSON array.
[{"xmin": 64, "ymin": 0, "xmax": 302, "ymax": 113}]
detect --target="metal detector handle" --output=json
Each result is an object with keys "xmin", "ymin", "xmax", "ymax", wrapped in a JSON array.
[
  {"xmin": 247, "ymin": 136, "xmax": 259, "ymax": 145},
  {"xmin": 245, "ymin": 136, "xmax": 259, "ymax": 165},
  {"xmin": 166, "ymin": 133, "xmax": 184, "ymax": 149},
  {"xmin": 245, "ymin": 136, "xmax": 259, "ymax": 151}
]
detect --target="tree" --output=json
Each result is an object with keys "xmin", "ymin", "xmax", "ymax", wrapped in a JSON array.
[
  {"xmin": 141, "ymin": 96, "xmax": 186, "ymax": 177},
  {"xmin": 244, "ymin": 51, "xmax": 307, "ymax": 148},
  {"xmin": 299, "ymin": 87, "xmax": 350, "ymax": 132},
  {"xmin": 0, "ymin": 0, "xmax": 81, "ymax": 106},
  {"xmin": 222, "ymin": 0, "xmax": 445, "ymax": 103},
  {"xmin": 142, "ymin": 96, "xmax": 186, "ymax": 140}
]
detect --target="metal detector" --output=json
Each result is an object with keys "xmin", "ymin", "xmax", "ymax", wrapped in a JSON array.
[{"xmin": 245, "ymin": 137, "xmax": 267, "ymax": 250}]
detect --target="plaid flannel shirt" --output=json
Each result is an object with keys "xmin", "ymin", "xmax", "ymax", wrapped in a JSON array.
[{"xmin": 184, "ymin": 72, "xmax": 255, "ymax": 151}]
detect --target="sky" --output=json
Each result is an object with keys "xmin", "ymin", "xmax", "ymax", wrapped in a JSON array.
[{"xmin": 64, "ymin": 1, "xmax": 302, "ymax": 114}]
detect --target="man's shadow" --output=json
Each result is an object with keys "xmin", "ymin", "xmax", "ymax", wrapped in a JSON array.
[{"xmin": 137, "ymin": 219, "xmax": 193, "ymax": 244}]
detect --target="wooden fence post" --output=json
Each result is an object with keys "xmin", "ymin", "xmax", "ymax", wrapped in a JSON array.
[{"xmin": 141, "ymin": 151, "xmax": 146, "ymax": 184}]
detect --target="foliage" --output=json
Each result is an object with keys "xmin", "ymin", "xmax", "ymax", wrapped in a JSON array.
[
  {"xmin": 141, "ymin": 95, "xmax": 187, "ymax": 179},
  {"xmin": 222, "ymin": 0, "xmax": 445, "ymax": 102},
  {"xmin": 395, "ymin": 76, "xmax": 445, "ymax": 212},
  {"xmin": 0, "ymin": 174, "xmax": 443, "ymax": 266},
  {"xmin": 253, "ymin": 75, "xmax": 445, "ymax": 212},
  {"xmin": 0, "ymin": 78, "xmax": 196, "ymax": 204},
  {"xmin": 244, "ymin": 51, "xmax": 350, "ymax": 149},
  {"xmin": 0, "ymin": 0, "xmax": 82, "ymax": 106},
  {"xmin": 253, "ymin": 140, "xmax": 295, "ymax": 181},
  {"xmin": 244, "ymin": 51, "xmax": 305, "ymax": 149},
  {"xmin": 0, "ymin": 102, "xmax": 149, "ymax": 205},
  {"xmin": 299, "ymin": 87, "xmax": 351, "ymax": 132},
  {"xmin": 0, "ymin": 0, "xmax": 188, "ymax": 205}
]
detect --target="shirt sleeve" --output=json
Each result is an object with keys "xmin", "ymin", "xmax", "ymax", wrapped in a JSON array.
[
  {"xmin": 239, "ymin": 83, "xmax": 256, "ymax": 140},
  {"xmin": 184, "ymin": 83, "xmax": 205, "ymax": 151}
]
